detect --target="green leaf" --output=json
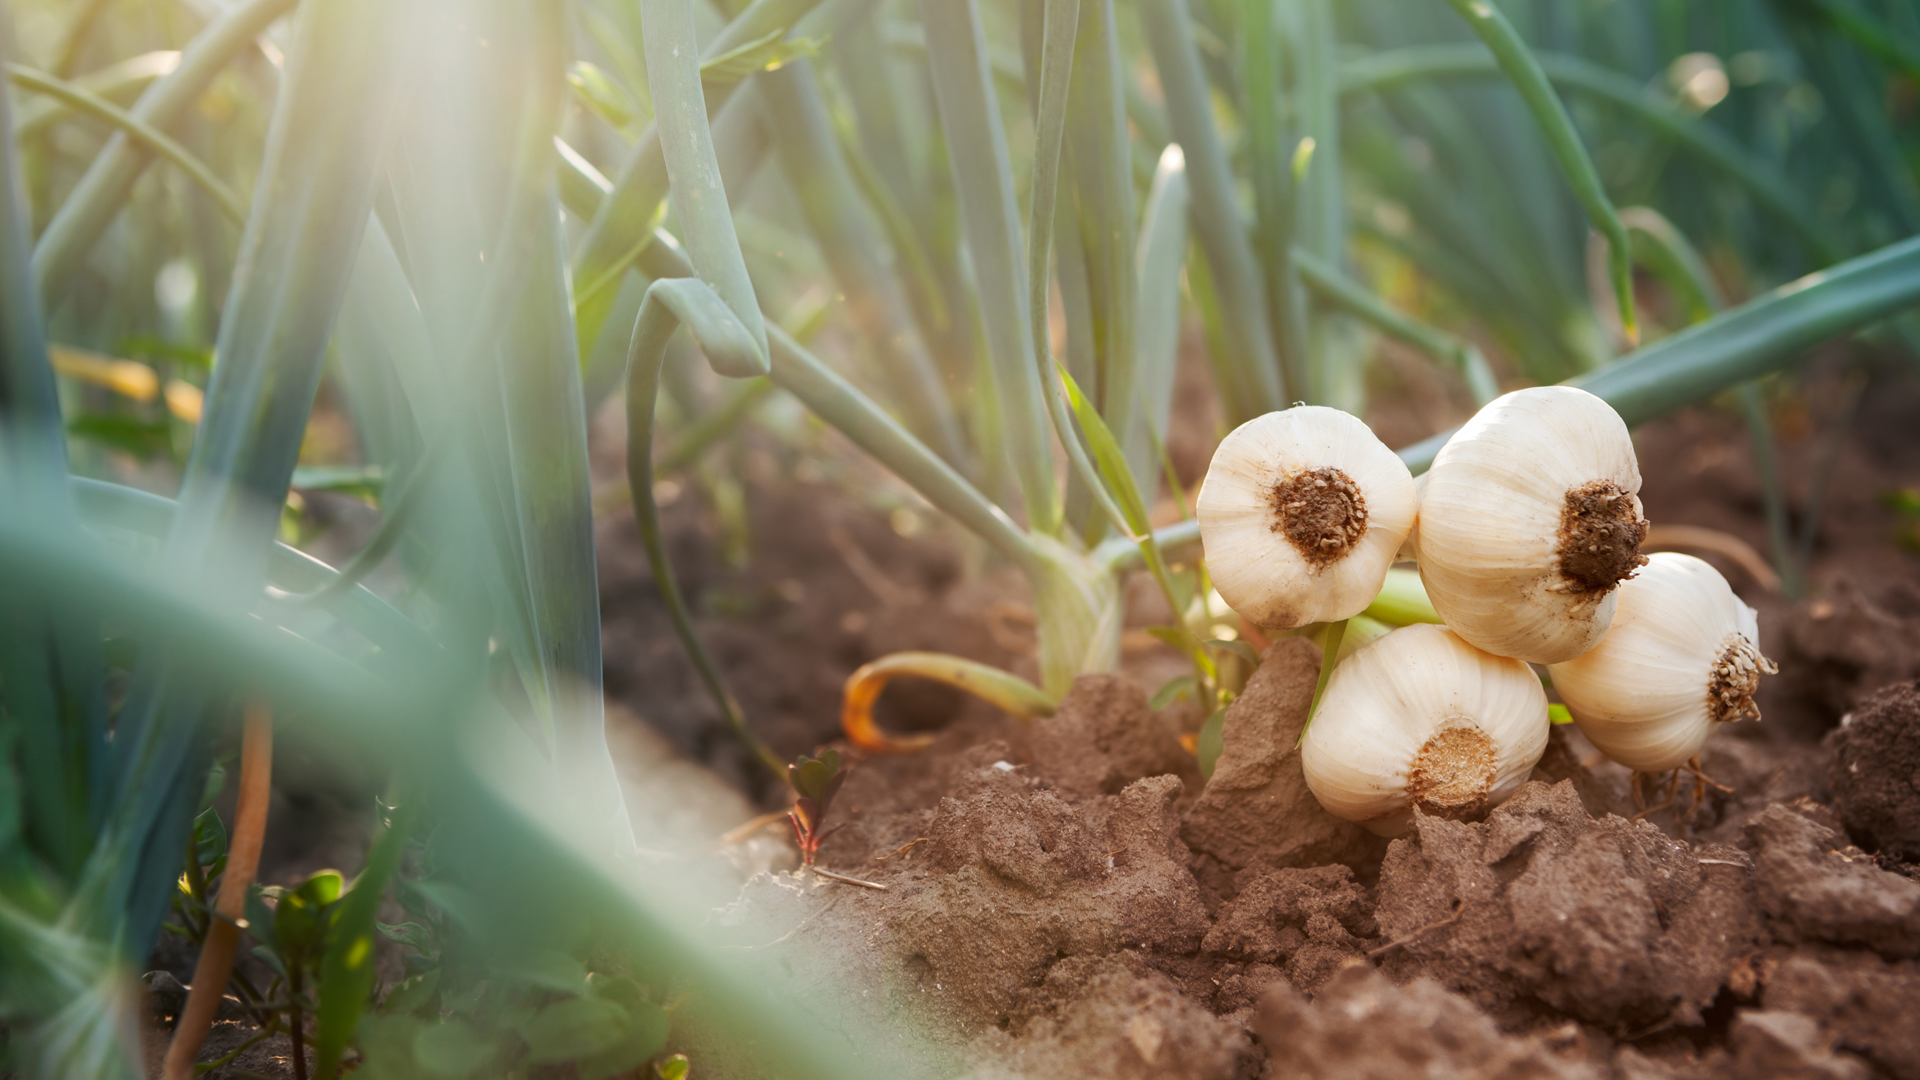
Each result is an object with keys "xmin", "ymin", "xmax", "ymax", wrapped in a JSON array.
[
  {"xmin": 699, "ymin": 29, "xmax": 823, "ymax": 86},
  {"xmin": 1150, "ymin": 675, "xmax": 1195, "ymax": 710},
  {"xmin": 275, "ymin": 869, "xmax": 344, "ymax": 964},
  {"xmin": 788, "ymin": 749, "xmax": 842, "ymax": 802},
  {"xmin": 190, "ymin": 805, "xmax": 227, "ymax": 868},
  {"xmin": 290, "ymin": 464, "xmax": 387, "ymax": 498},
  {"xmin": 656, "ymin": 1054, "xmax": 691, "ymax": 1080},
  {"xmin": 520, "ymin": 997, "xmax": 631, "ymax": 1064},
  {"xmin": 116, "ymin": 334, "xmax": 213, "ymax": 370},
  {"xmin": 1549, "ymin": 703, "xmax": 1573, "ymax": 726},
  {"xmin": 1203, "ymin": 638, "xmax": 1260, "ymax": 670},
  {"xmin": 1055, "ymin": 362, "xmax": 1149, "ymax": 536},
  {"xmin": 381, "ymin": 968, "xmax": 440, "ymax": 1015},
  {"xmin": 580, "ymin": 1000, "xmax": 669, "ymax": 1079},
  {"xmin": 412, "ymin": 1018, "xmax": 496, "ymax": 1080},
  {"xmin": 568, "ymin": 61, "xmax": 639, "ymax": 130},
  {"xmin": 499, "ymin": 949, "xmax": 589, "ymax": 995},
  {"xmin": 65, "ymin": 414, "xmax": 172, "ymax": 460},
  {"xmin": 376, "ymin": 921, "xmax": 432, "ymax": 951},
  {"xmin": 1196, "ymin": 707, "xmax": 1226, "ymax": 780}
]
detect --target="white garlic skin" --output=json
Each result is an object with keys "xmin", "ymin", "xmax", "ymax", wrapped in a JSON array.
[
  {"xmin": 1415, "ymin": 386, "xmax": 1646, "ymax": 665},
  {"xmin": 1197, "ymin": 406, "xmax": 1416, "ymax": 629},
  {"xmin": 1302, "ymin": 623, "xmax": 1551, "ymax": 837},
  {"xmin": 1548, "ymin": 552, "xmax": 1774, "ymax": 773}
]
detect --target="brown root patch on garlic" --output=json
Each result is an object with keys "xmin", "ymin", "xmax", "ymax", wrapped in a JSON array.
[
  {"xmin": 1556, "ymin": 480, "xmax": 1648, "ymax": 594},
  {"xmin": 1406, "ymin": 722, "xmax": 1498, "ymax": 817},
  {"xmin": 1270, "ymin": 467, "xmax": 1368, "ymax": 568},
  {"xmin": 1709, "ymin": 634, "xmax": 1777, "ymax": 723}
]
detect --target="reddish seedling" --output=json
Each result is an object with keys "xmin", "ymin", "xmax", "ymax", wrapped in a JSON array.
[{"xmin": 788, "ymin": 749, "xmax": 848, "ymax": 867}]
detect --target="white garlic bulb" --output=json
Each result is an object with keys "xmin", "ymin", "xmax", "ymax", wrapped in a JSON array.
[
  {"xmin": 1547, "ymin": 552, "xmax": 1777, "ymax": 773},
  {"xmin": 1415, "ymin": 386, "xmax": 1648, "ymax": 665},
  {"xmin": 1197, "ymin": 407, "xmax": 1416, "ymax": 629},
  {"xmin": 1302, "ymin": 623, "xmax": 1550, "ymax": 837}
]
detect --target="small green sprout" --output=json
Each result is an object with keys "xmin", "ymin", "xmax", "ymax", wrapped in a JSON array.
[{"xmin": 787, "ymin": 749, "xmax": 849, "ymax": 867}]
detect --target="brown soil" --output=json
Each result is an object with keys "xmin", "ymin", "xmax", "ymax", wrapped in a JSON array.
[
  {"xmin": 1828, "ymin": 681, "xmax": 1920, "ymax": 861},
  {"xmin": 143, "ymin": 352, "xmax": 1920, "ymax": 1078},
  {"xmin": 1557, "ymin": 480, "xmax": 1650, "ymax": 594}
]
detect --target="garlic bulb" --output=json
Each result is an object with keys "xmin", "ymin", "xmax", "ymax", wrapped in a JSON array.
[
  {"xmin": 1197, "ymin": 407, "xmax": 1416, "ymax": 629},
  {"xmin": 1415, "ymin": 386, "xmax": 1648, "ymax": 664},
  {"xmin": 1547, "ymin": 552, "xmax": 1777, "ymax": 773},
  {"xmin": 1302, "ymin": 623, "xmax": 1550, "ymax": 836}
]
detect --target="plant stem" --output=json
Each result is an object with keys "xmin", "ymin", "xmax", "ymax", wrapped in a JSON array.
[
  {"xmin": 841, "ymin": 652, "xmax": 1058, "ymax": 753},
  {"xmin": 1304, "ymin": 619, "xmax": 1347, "ymax": 736},
  {"xmin": 165, "ymin": 700, "xmax": 273, "ymax": 1080}
]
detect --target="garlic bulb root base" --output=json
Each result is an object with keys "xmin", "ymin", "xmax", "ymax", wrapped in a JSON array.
[
  {"xmin": 1557, "ymin": 479, "xmax": 1650, "ymax": 594},
  {"xmin": 1709, "ymin": 634, "xmax": 1778, "ymax": 724}
]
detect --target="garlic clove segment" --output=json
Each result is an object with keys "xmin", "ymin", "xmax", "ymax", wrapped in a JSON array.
[
  {"xmin": 1197, "ymin": 406, "xmax": 1417, "ymax": 629},
  {"xmin": 1415, "ymin": 386, "xmax": 1648, "ymax": 664},
  {"xmin": 1301, "ymin": 623, "xmax": 1550, "ymax": 837},
  {"xmin": 1547, "ymin": 552, "xmax": 1777, "ymax": 773}
]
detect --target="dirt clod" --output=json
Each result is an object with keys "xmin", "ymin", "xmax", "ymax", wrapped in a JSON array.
[
  {"xmin": 1557, "ymin": 480, "xmax": 1649, "ymax": 594},
  {"xmin": 1744, "ymin": 803, "xmax": 1920, "ymax": 957},
  {"xmin": 1203, "ymin": 865, "xmax": 1376, "ymax": 993},
  {"xmin": 1729, "ymin": 1009, "xmax": 1872, "ymax": 1080},
  {"xmin": 1374, "ymin": 780, "xmax": 1763, "ymax": 1031},
  {"xmin": 967, "ymin": 960, "xmax": 1252, "ymax": 1080},
  {"xmin": 1764, "ymin": 949, "xmax": 1920, "ymax": 1080},
  {"xmin": 1026, "ymin": 674, "xmax": 1195, "ymax": 798},
  {"xmin": 1181, "ymin": 639, "xmax": 1382, "ymax": 891},
  {"xmin": 1826, "ymin": 680, "xmax": 1920, "ymax": 860},
  {"xmin": 1253, "ymin": 964, "xmax": 1608, "ymax": 1079},
  {"xmin": 1271, "ymin": 466, "xmax": 1367, "ymax": 567}
]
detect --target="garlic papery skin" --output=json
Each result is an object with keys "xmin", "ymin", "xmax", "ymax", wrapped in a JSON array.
[
  {"xmin": 1197, "ymin": 406, "xmax": 1416, "ymax": 630},
  {"xmin": 1301, "ymin": 623, "xmax": 1550, "ymax": 837},
  {"xmin": 1415, "ymin": 386, "xmax": 1648, "ymax": 664},
  {"xmin": 1547, "ymin": 552, "xmax": 1777, "ymax": 773}
]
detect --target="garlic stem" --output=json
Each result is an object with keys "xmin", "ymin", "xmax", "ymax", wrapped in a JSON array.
[
  {"xmin": 841, "ymin": 652, "xmax": 1058, "ymax": 754},
  {"xmin": 1304, "ymin": 618, "xmax": 1348, "ymax": 737}
]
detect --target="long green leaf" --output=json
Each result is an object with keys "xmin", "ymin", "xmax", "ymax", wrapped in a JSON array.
[
  {"xmin": 1340, "ymin": 44, "xmax": 1837, "ymax": 263},
  {"xmin": 31, "ymin": 0, "xmax": 299, "ymax": 302},
  {"xmin": 1129, "ymin": 145, "xmax": 1190, "ymax": 498},
  {"xmin": 920, "ymin": 0, "xmax": 1059, "ymax": 531},
  {"xmin": 96, "ymin": 0, "xmax": 407, "ymax": 957},
  {"xmin": 7, "ymin": 65, "xmax": 245, "ymax": 224},
  {"xmin": 1137, "ymin": 0, "xmax": 1285, "ymax": 418},
  {"xmin": 640, "ymin": 0, "xmax": 768, "ymax": 365},
  {"xmin": 1439, "ymin": 0, "xmax": 1636, "ymax": 342},
  {"xmin": 1398, "ymin": 235, "xmax": 1920, "ymax": 470},
  {"xmin": 759, "ymin": 60, "xmax": 970, "ymax": 468}
]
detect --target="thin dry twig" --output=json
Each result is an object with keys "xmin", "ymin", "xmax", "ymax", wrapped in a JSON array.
[
  {"xmin": 1367, "ymin": 912, "xmax": 1462, "ymax": 959},
  {"xmin": 874, "ymin": 836, "xmax": 931, "ymax": 862},
  {"xmin": 812, "ymin": 866, "xmax": 889, "ymax": 890}
]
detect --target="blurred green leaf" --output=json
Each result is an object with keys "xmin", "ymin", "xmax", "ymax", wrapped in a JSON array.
[
  {"xmin": 700, "ymin": 29, "xmax": 823, "ymax": 86},
  {"xmin": 291, "ymin": 465, "xmax": 388, "ymax": 498},
  {"xmin": 657, "ymin": 1054, "xmax": 692, "ymax": 1080},
  {"xmin": 580, "ymin": 1000, "xmax": 669, "ymax": 1079},
  {"xmin": 520, "ymin": 997, "xmax": 630, "ymax": 1063},
  {"xmin": 1150, "ymin": 674, "xmax": 1195, "ymax": 709},
  {"xmin": 382, "ymin": 968, "xmax": 440, "ymax": 1016},
  {"xmin": 117, "ymin": 335, "xmax": 213, "ymax": 370},
  {"xmin": 568, "ymin": 61, "xmax": 640, "ymax": 130},
  {"xmin": 500, "ymin": 949, "xmax": 590, "ymax": 995},
  {"xmin": 1203, "ymin": 638, "xmax": 1260, "ymax": 670},
  {"xmin": 65, "ymin": 414, "xmax": 171, "ymax": 460},
  {"xmin": 412, "ymin": 1018, "xmax": 496, "ymax": 1080},
  {"xmin": 377, "ymin": 921, "xmax": 433, "ymax": 950},
  {"xmin": 1549, "ymin": 703, "xmax": 1573, "ymax": 726},
  {"xmin": 1196, "ymin": 707, "xmax": 1226, "ymax": 780}
]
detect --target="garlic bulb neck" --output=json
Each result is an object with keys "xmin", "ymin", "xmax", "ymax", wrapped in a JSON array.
[
  {"xmin": 1271, "ymin": 466, "xmax": 1368, "ymax": 567},
  {"xmin": 1556, "ymin": 479, "xmax": 1649, "ymax": 594},
  {"xmin": 1709, "ymin": 633, "xmax": 1777, "ymax": 724},
  {"xmin": 1406, "ymin": 719, "xmax": 1498, "ymax": 816}
]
